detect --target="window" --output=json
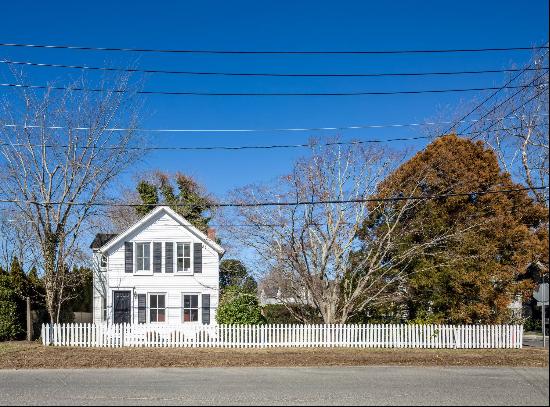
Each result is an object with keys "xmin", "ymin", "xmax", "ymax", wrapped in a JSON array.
[
  {"xmin": 183, "ymin": 294, "xmax": 199, "ymax": 322},
  {"xmin": 176, "ymin": 242, "xmax": 191, "ymax": 272},
  {"xmin": 100, "ymin": 254, "xmax": 107, "ymax": 270},
  {"xmin": 149, "ymin": 294, "xmax": 166, "ymax": 322},
  {"xmin": 136, "ymin": 242, "xmax": 151, "ymax": 272}
]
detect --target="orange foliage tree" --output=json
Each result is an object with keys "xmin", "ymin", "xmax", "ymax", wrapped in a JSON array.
[{"xmin": 362, "ymin": 135, "xmax": 548, "ymax": 324}]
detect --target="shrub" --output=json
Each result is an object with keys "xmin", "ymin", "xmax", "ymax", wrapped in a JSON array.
[
  {"xmin": 523, "ymin": 316, "xmax": 542, "ymax": 332},
  {"xmin": 216, "ymin": 286, "xmax": 265, "ymax": 325},
  {"xmin": 261, "ymin": 304, "xmax": 322, "ymax": 324},
  {"xmin": 0, "ymin": 275, "xmax": 24, "ymax": 341}
]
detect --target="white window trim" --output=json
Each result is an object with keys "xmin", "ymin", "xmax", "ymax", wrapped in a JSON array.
[
  {"xmin": 175, "ymin": 241, "xmax": 193, "ymax": 275},
  {"xmin": 134, "ymin": 241, "xmax": 153, "ymax": 275},
  {"xmin": 100, "ymin": 254, "xmax": 108, "ymax": 271},
  {"xmin": 148, "ymin": 292, "xmax": 167, "ymax": 323},
  {"xmin": 182, "ymin": 293, "xmax": 201, "ymax": 323},
  {"xmin": 96, "ymin": 252, "xmax": 108, "ymax": 272}
]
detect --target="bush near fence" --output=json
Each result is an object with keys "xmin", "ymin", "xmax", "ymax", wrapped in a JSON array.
[{"xmin": 41, "ymin": 323, "xmax": 523, "ymax": 349}]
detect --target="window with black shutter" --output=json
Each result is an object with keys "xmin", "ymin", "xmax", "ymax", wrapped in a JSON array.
[
  {"xmin": 124, "ymin": 242, "xmax": 133, "ymax": 273},
  {"xmin": 202, "ymin": 294, "xmax": 210, "ymax": 325},
  {"xmin": 137, "ymin": 294, "xmax": 146, "ymax": 324},
  {"xmin": 153, "ymin": 242, "xmax": 162, "ymax": 273},
  {"xmin": 165, "ymin": 242, "xmax": 173, "ymax": 273},
  {"xmin": 193, "ymin": 243, "xmax": 202, "ymax": 273}
]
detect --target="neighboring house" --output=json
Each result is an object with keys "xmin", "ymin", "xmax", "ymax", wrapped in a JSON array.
[
  {"xmin": 90, "ymin": 206, "xmax": 225, "ymax": 325},
  {"xmin": 259, "ymin": 286, "xmax": 305, "ymax": 306}
]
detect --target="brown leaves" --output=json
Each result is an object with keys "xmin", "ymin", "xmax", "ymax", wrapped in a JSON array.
[{"xmin": 370, "ymin": 135, "xmax": 548, "ymax": 323}]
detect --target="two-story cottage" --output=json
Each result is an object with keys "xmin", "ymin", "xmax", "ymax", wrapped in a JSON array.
[{"xmin": 90, "ymin": 206, "xmax": 225, "ymax": 325}]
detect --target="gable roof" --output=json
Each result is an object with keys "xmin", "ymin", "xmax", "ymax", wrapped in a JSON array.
[
  {"xmin": 90, "ymin": 233, "xmax": 118, "ymax": 249},
  {"xmin": 96, "ymin": 206, "xmax": 225, "ymax": 255}
]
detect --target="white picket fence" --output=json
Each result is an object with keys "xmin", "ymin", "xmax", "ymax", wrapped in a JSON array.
[{"xmin": 41, "ymin": 323, "xmax": 523, "ymax": 349}]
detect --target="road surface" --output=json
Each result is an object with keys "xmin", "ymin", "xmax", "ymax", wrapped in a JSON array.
[{"xmin": 0, "ymin": 367, "xmax": 547, "ymax": 406}]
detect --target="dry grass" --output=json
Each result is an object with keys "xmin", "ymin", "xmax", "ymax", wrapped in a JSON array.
[{"xmin": 0, "ymin": 341, "xmax": 547, "ymax": 370}]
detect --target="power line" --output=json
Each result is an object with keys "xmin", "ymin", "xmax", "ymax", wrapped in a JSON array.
[
  {"xmin": 470, "ymin": 83, "xmax": 549, "ymax": 141},
  {"xmin": 4, "ymin": 114, "xmax": 545, "ymax": 133},
  {"xmin": 2, "ymin": 59, "xmax": 547, "ymax": 78},
  {"xmin": 0, "ymin": 82, "xmax": 543, "ymax": 97},
  {"xmin": 0, "ymin": 187, "xmax": 546, "ymax": 208},
  {"xmin": 443, "ymin": 48, "xmax": 549, "ymax": 134},
  {"xmin": 0, "ymin": 42, "xmax": 546, "ymax": 55},
  {"xmin": 1, "ymin": 126, "xmax": 539, "ymax": 152},
  {"xmin": 461, "ymin": 68, "xmax": 549, "ymax": 135}
]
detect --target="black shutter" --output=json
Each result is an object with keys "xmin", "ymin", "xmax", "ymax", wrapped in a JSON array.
[
  {"xmin": 138, "ymin": 294, "xmax": 146, "ymax": 324},
  {"xmin": 124, "ymin": 242, "xmax": 133, "ymax": 273},
  {"xmin": 202, "ymin": 294, "xmax": 210, "ymax": 325},
  {"xmin": 193, "ymin": 243, "xmax": 202, "ymax": 273},
  {"xmin": 153, "ymin": 242, "xmax": 162, "ymax": 273},
  {"xmin": 165, "ymin": 242, "xmax": 173, "ymax": 273}
]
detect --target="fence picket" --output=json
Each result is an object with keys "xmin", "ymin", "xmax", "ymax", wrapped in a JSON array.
[{"xmin": 39, "ymin": 323, "xmax": 524, "ymax": 350}]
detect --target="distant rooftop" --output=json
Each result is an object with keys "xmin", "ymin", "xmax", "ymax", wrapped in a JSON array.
[{"xmin": 90, "ymin": 233, "xmax": 118, "ymax": 249}]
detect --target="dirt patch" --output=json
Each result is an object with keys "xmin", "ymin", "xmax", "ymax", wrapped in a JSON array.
[{"xmin": 0, "ymin": 341, "xmax": 547, "ymax": 369}]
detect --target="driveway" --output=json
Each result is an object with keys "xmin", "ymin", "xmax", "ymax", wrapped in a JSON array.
[{"xmin": 0, "ymin": 366, "xmax": 548, "ymax": 406}]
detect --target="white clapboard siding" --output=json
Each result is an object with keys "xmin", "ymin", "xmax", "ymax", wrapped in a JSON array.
[
  {"xmin": 93, "ymin": 210, "xmax": 221, "ymax": 325},
  {"xmin": 41, "ymin": 323, "xmax": 524, "ymax": 349}
]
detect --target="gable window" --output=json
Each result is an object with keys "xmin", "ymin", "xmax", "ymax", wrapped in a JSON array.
[
  {"xmin": 100, "ymin": 254, "xmax": 107, "ymax": 270},
  {"xmin": 183, "ymin": 294, "xmax": 199, "ymax": 322},
  {"xmin": 136, "ymin": 242, "xmax": 151, "ymax": 272},
  {"xmin": 176, "ymin": 242, "xmax": 191, "ymax": 272},
  {"xmin": 149, "ymin": 294, "xmax": 166, "ymax": 322}
]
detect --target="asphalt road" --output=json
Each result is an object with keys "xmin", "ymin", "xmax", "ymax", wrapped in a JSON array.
[
  {"xmin": 523, "ymin": 334, "xmax": 550, "ymax": 349},
  {"xmin": 0, "ymin": 367, "xmax": 548, "ymax": 406}
]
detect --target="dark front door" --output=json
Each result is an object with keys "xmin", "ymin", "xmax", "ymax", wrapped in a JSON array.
[{"xmin": 113, "ymin": 291, "xmax": 131, "ymax": 324}]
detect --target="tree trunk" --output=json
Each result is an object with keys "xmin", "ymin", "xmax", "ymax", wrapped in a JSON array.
[{"xmin": 43, "ymin": 234, "xmax": 60, "ymax": 323}]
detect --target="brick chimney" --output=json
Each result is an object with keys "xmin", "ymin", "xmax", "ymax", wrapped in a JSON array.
[{"xmin": 207, "ymin": 227, "xmax": 217, "ymax": 241}]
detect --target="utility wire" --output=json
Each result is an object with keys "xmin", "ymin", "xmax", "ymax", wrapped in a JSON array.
[
  {"xmin": 0, "ymin": 187, "xmax": 546, "ymax": 208},
  {"xmin": 443, "ymin": 47, "xmax": 549, "ymax": 134},
  {"xmin": 0, "ymin": 126, "xmax": 539, "ymax": 152},
  {"xmin": 4, "ymin": 114, "xmax": 546, "ymax": 133},
  {"xmin": 460, "ymin": 68, "xmax": 549, "ymax": 135},
  {"xmin": 470, "ymin": 84, "xmax": 549, "ymax": 141},
  {"xmin": 0, "ymin": 82, "xmax": 543, "ymax": 97},
  {"xmin": 0, "ymin": 42, "xmax": 546, "ymax": 55},
  {"xmin": 2, "ymin": 59, "xmax": 547, "ymax": 78}
]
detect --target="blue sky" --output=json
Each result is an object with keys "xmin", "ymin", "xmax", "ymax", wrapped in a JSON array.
[{"xmin": 0, "ymin": 0, "xmax": 548, "ymax": 200}]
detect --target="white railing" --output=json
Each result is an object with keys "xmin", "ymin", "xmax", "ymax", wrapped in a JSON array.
[{"xmin": 40, "ymin": 323, "xmax": 523, "ymax": 349}]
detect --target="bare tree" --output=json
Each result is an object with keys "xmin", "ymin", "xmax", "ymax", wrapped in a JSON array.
[
  {"xmin": 225, "ymin": 141, "xmax": 459, "ymax": 323},
  {"xmin": 463, "ymin": 49, "xmax": 549, "ymax": 206},
  {"xmin": 0, "ymin": 207, "xmax": 37, "ymax": 269},
  {"xmin": 0, "ymin": 71, "xmax": 143, "ymax": 322}
]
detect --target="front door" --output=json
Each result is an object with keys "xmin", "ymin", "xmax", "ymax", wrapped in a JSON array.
[{"xmin": 113, "ymin": 291, "xmax": 131, "ymax": 324}]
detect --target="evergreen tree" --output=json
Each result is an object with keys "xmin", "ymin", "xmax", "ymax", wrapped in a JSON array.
[
  {"xmin": 9, "ymin": 257, "xmax": 28, "ymax": 299},
  {"xmin": 136, "ymin": 180, "xmax": 159, "ymax": 216},
  {"xmin": 0, "ymin": 275, "xmax": 23, "ymax": 340},
  {"xmin": 220, "ymin": 259, "xmax": 257, "ymax": 294},
  {"xmin": 136, "ymin": 172, "xmax": 214, "ymax": 232},
  {"xmin": 360, "ymin": 135, "xmax": 548, "ymax": 324},
  {"xmin": 27, "ymin": 266, "xmax": 45, "ymax": 310}
]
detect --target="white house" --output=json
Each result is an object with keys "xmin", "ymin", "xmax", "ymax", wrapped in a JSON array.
[{"xmin": 90, "ymin": 206, "xmax": 225, "ymax": 325}]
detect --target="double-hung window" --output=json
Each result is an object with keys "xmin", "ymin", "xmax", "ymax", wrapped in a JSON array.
[
  {"xmin": 176, "ymin": 242, "xmax": 191, "ymax": 272},
  {"xmin": 136, "ymin": 242, "xmax": 151, "ymax": 272},
  {"xmin": 183, "ymin": 294, "xmax": 199, "ymax": 322},
  {"xmin": 149, "ymin": 293, "xmax": 166, "ymax": 322}
]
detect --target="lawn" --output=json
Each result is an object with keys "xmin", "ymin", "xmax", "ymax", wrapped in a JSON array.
[{"xmin": 0, "ymin": 341, "xmax": 548, "ymax": 369}]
